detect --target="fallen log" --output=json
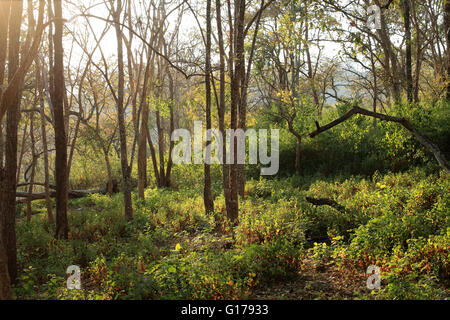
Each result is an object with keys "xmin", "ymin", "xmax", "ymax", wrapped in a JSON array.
[
  {"xmin": 16, "ymin": 189, "xmax": 107, "ymax": 203},
  {"xmin": 17, "ymin": 182, "xmax": 56, "ymax": 189},
  {"xmin": 306, "ymin": 197, "xmax": 346, "ymax": 213},
  {"xmin": 309, "ymin": 105, "xmax": 450, "ymax": 172},
  {"xmin": 15, "ymin": 179, "xmax": 119, "ymax": 203}
]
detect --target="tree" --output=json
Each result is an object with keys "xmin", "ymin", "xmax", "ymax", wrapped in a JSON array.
[
  {"xmin": 445, "ymin": 0, "xmax": 450, "ymax": 100},
  {"xmin": 111, "ymin": 0, "xmax": 133, "ymax": 221},
  {"xmin": 254, "ymin": 0, "xmax": 337, "ymax": 174},
  {"xmin": 402, "ymin": 0, "xmax": 413, "ymax": 103},
  {"xmin": 52, "ymin": 0, "xmax": 69, "ymax": 239},
  {"xmin": 204, "ymin": 0, "xmax": 214, "ymax": 213},
  {"xmin": 212, "ymin": 0, "xmax": 272, "ymax": 222},
  {"xmin": 0, "ymin": 208, "xmax": 12, "ymax": 299},
  {"xmin": 1, "ymin": 0, "xmax": 24, "ymax": 284}
]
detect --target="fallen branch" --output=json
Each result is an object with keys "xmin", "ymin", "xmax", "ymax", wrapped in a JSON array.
[
  {"xmin": 306, "ymin": 197, "xmax": 346, "ymax": 213},
  {"xmin": 16, "ymin": 188, "xmax": 108, "ymax": 204},
  {"xmin": 309, "ymin": 106, "xmax": 450, "ymax": 172},
  {"xmin": 17, "ymin": 182, "xmax": 57, "ymax": 190}
]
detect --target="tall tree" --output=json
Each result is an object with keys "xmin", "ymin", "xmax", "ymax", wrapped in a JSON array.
[
  {"xmin": 36, "ymin": 59, "xmax": 54, "ymax": 224},
  {"xmin": 0, "ymin": 0, "xmax": 12, "ymax": 297},
  {"xmin": 215, "ymin": 0, "xmax": 231, "ymax": 217},
  {"xmin": 112, "ymin": 0, "xmax": 133, "ymax": 220},
  {"xmin": 204, "ymin": 0, "xmax": 214, "ymax": 213},
  {"xmin": 445, "ymin": 0, "xmax": 450, "ymax": 100},
  {"xmin": 402, "ymin": 0, "xmax": 413, "ymax": 103},
  {"xmin": 52, "ymin": 0, "xmax": 69, "ymax": 239},
  {"xmin": 1, "ymin": 0, "xmax": 23, "ymax": 283}
]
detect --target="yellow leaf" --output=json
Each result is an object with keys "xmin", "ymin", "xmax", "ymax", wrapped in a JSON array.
[{"xmin": 175, "ymin": 243, "xmax": 182, "ymax": 251}]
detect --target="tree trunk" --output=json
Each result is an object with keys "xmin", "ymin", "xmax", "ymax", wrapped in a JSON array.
[
  {"xmin": 204, "ymin": 0, "xmax": 214, "ymax": 213},
  {"xmin": 1, "ymin": 0, "xmax": 23, "ymax": 284},
  {"xmin": 0, "ymin": 172, "xmax": 12, "ymax": 299},
  {"xmin": 227, "ymin": 0, "xmax": 246, "ymax": 223},
  {"xmin": 215, "ymin": 0, "xmax": 232, "ymax": 217},
  {"xmin": 103, "ymin": 146, "xmax": 114, "ymax": 196},
  {"xmin": 156, "ymin": 110, "xmax": 166, "ymax": 187},
  {"xmin": 112, "ymin": 0, "xmax": 133, "ymax": 221},
  {"xmin": 145, "ymin": 123, "xmax": 160, "ymax": 185},
  {"xmin": 26, "ymin": 113, "xmax": 37, "ymax": 223},
  {"xmin": 52, "ymin": 0, "xmax": 69, "ymax": 239},
  {"xmin": 403, "ymin": 0, "xmax": 413, "ymax": 103},
  {"xmin": 0, "ymin": 0, "xmax": 10, "ymax": 100},
  {"xmin": 445, "ymin": 0, "xmax": 450, "ymax": 100},
  {"xmin": 36, "ymin": 59, "xmax": 54, "ymax": 224},
  {"xmin": 138, "ymin": 55, "xmax": 153, "ymax": 199},
  {"xmin": 16, "ymin": 122, "xmax": 28, "ymax": 183}
]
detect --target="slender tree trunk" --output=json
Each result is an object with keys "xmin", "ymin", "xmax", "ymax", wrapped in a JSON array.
[
  {"xmin": 145, "ymin": 123, "xmax": 160, "ymax": 186},
  {"xmin": 204, "ymin": 0, "xmax": 214, "ymax": 213},
  {"xmin": 412, "ymin": 0, "xmax": 421, "ymax": 103},
  {"xmin": 112, "ymin": 0, "xmax": 133, "ymax": 221},
  {"xmin": 16, "ymin": 122, "xmax": 28, "ymax": 183},
  {"xmin": 103, "ymin": 147, "xmax": 113, "ymax": 195},
  {"xmin": 36, "ymin": 61, "xmax": 54, "ymax": 224},
  {"xmin": 164, "ymin": 74, "xmax": 175, "ymax": 187},
  {"xmin": 403, "ymin": 0, "xmax": 413, "ymax": 103},
  {"xmin": 228, "ymin": 0, "xmax": 246, "ymax": 223},
  {"xmin": 305, "ymin": 18, "xmax": 320, "ymax": 110},
  {"xmin": 26, "ymin": 113, "xmax": 37, "ymax": 223},
  {"xmin": 378, "ymin": 11, "xmax": 401, "ymax": 103},
  {"xmin": 156, "ymin": 110, "xmax": 166, "ymax": 187},
  {"xmin": 445, "ymin": 0, "xmax": 450, "ymax": 100},
  {"xmin": 215, "ymin": 0, "xmax": 232, "ymax": 216},
  {"xmin": 52, "ymin": 0, "xmax": 69, "ymax": 239},
  {"xmin": 138, "ymin": 56, "xmax": 153, "ymax": 199},
  {"xmin": 67, "ymin": 116, "xmax": 81, "ymax": 179},
  {"xmin": 368, "ymin": 37, "xmax": 378, "ymax": 112}
]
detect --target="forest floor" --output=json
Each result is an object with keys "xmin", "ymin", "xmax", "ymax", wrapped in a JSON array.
[{"xmin": 12, "ymin": 167, "xmax": 450, "ymax": 300}]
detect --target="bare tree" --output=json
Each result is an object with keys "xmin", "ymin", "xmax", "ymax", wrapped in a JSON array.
[
  {"xmin": 204, "ymin": 0, "xmax": 214, "ymax": 213},
  {"xmin": 111, "ymin": 0, "xmax": 133, "ymax": 220},
  {"xmin": 52, "ymin": 0, "xmax": 69, "ymax": 239}
]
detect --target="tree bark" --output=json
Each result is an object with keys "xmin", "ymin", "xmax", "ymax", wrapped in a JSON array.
[
  {"xmin": 227, "ymin": 0, "xmax": 246, "ymax": 223},
  {"xmin": 52, "ymin": 0, "xmax": 69, "ymax": 239},
  {"xmin": 26, "ymin": 113, "xmax": 37, "ymax": 223},
  {"xmin": 112, "ymin": 0, "xmax": 133, "ymax": 221},
  {"xmin": 138, "ymin": 54, "xmax": 153, "ymax": 199},
  {"xmin": 0, "ymin": 169, "xmax": 12, "ymax": 299},
  {"xmin": 215, "ymin": 0, "xmax": 232, "ymax": 217},
  {"xmin": 1, "ymin": 0, "xmax": 23, "ymax": 284},
  {"xmin": 204, "ymin": 0, "xmax": 214, "ymax": 213},
  {"xmin": 445, "ymin": 0, "xmax": 450, "ymax": 100},
  {"xmin": 36, "ymin": 59, "xmax": 54, "ymax": 224},
  {"xmin": 402, "ymin": 0, "xmax": 413, "ymax": 103}
]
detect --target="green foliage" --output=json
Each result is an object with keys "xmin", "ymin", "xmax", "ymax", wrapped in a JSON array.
[
  {"xmin": 13, "ymin": 120, "xmax": 449, "ymax": 301},
  {"xmin": 272, "ymin": 101, "xmax": 450, "ymax": 176},
  {"xmin": 149, "ymin": 238, "xmax": 302, "ymax": 299}
]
